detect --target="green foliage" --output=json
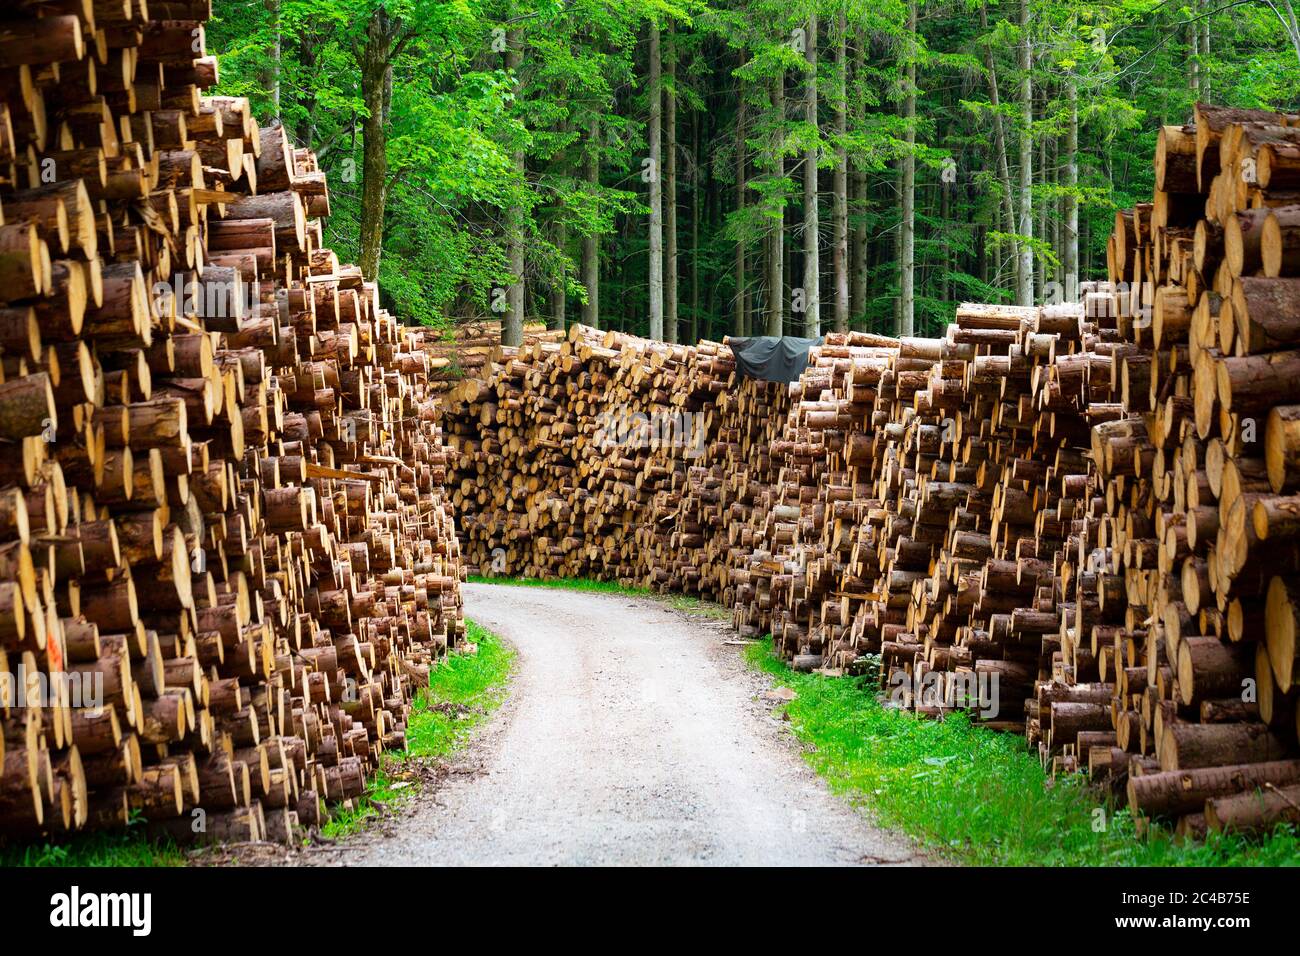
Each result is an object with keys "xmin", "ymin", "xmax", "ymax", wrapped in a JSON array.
[
  {"xmin": 745, "ymin": 637, "xmax": 1300, "ymax": 866},
  {"xmin": 320, "ymin": 619, "xmax": 514, "ymax": 839},
  {"xmin": 211, "ymin": 0, "xmax": 1297, "ymax": 337}
]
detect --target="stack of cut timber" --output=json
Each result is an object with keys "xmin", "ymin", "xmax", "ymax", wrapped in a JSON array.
[
  {"xmin": 725, "ymin": 329, "xmax": 902, "ymax": 660},
  {"xmin": 0, "ymin": 3, "xmax": 464, "ymax": 848},
  {"xmin": 439, "ymin": 324, "xmax": 788, "ymax": 598},
  {"xmin": 1095, "ymin": 103, "xmax": 1300, "ymax": 838},
  {"xmin": 724, "ymin": 275, "xmax": 1299, "ymax": 837},
  {"xmin": 413, "ymin": 319, "xmax": 561, "ymax": 397}
]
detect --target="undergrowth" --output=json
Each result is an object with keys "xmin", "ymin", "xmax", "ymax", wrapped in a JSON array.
[{"xmin": 744, "ymin": 637, "xmax": 1300, "ymax": 866}]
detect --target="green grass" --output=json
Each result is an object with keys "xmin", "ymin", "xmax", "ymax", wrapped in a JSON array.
[
  {"xmin": 467, "ymin": 574, "xmax": 735, "ymax": 621},
  {"xmin": 745, "ymin": 637, "xmax": 1300, "ymax": 866},
  {"xmin": 319, "ymin": 618, "xmax": 514, "ymax": 840},
  {"xmin": 467, "ymin": 574, "xmax": 650, "ymax": 596},
  {"xmin": 0, "ymin": 822, "xmax": 186, "ymax": 868}
]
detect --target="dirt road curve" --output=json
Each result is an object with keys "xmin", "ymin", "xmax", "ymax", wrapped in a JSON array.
[{"xmin": 314, "ymin": 584, "xmax": 927, "ymax": 866}]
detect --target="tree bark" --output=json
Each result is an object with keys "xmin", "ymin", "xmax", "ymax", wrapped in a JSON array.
[
  {"xmin": 850, "ymin": 29, "xmax": 866, "ymax": 326},
  {"xmin": 260, "ymin": 0, "xmax": 281, "ymax": 123},
  {"xmin": 1201, "ymin": 6, "xmax": 1211, "ymax": 101},
  {"xmin": 735, "ymin": 65, "xmax": 748, "ymax": 337},
  {"xmin": 1036, "ymin": 78, "xmax": 1047, "ymax": 295},
  {"xmin": 296, "ymin": 29, "xmax": 318, "ymax": 147},
  {"xmin": 1064, "ymin": 77, "xmax": 1078, "ymax": 302},
  {"xmin": 582, "ymin": 119, "xmax": 600, "ymax": 329},
  {"xmin": 980, "ymin": 4, "xmax": 1018, "ymax": 295},
  {"xmin": 802, "ymin": 13, "xmax": 820, "ymax": 337},
  {"xmin": 691, "ymin": 105, "xmax": 701, "ymax": 344},
  {"xmin": 504, "ymin": 22, "xmax": 525, "ymax": 346},
  {"xmin": 358, "ymin": 7, "xmax": 399, "ymax": 282},
  {"xmin": 1189, "ymin": 0, "xmax": 1201, "ymax": 99},
  {"xmin": 766, "ymin": 69, "xmax": 784, "ymax": 337},
  {"xmin": 1016, "ymin": 0, "xmax": 1034, "ymax": 306},
  {"xmin": 832, "ymin": 10, "xmax": 849, "ymax": 334},
  {"xmin": 647, "ymin": 22, "xmax": 664, "ymax": 340},
  {"xmin": 899, "ymin": 0, "xmax": 916, "ymax": 336},
  {"xmin": 550, "ymin": 219, "xmax": 566, "ymax": 331},
  {"xmin": 665, "ymin": 29, "xmax": 678, "ymax": 344}
]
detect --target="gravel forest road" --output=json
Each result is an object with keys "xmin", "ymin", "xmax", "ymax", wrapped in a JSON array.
[{"xmin": 312, "ymin": 583, "xmax": 928, "ymax": 867}]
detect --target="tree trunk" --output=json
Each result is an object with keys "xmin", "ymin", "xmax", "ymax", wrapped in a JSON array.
[
  {"xmin": 1201, "ymin": 8, "xmax": 1211, "ymax": 101},
  {"xmin": 582, "ymin": 119, "xmax": 600, "ymax": 329},
  {"xmin": 980, "ymin": 4, "xmax": 1018, "ymax": 295},
  {"xmin": 899, "ymin": 0, "xmax": 916, "ymax": 336},
  {"xmin": 802, "ymin": 13, "xmax": 820, "ymax": 337},
  {"xmin": 1064, "ymin": 77, "xmax": 1078, "ymax": 302},
  {"xmin": 832, "ymin": 11, "xmax": 849, "ymax": 333},
  {"xmin": 504, "ymin": 23, "xmax": 525, "ymax": 346},
  {"xmin": 665, "ymin": 29, "xmax": 678, "ymax": 344},
  {"xmin": 851, "ymin": 170, "xmax": 867, "ymax": 325},
  {"xmin": 691, "ymin": 105, "xmax": 701, "ymax": 344},
  {"xmin": 647, "ymin": 22, "xmax": 664, "ymax": 340},
  {"xmin": 766, "ymin": 70, "xmax": 784, "ymax": 337},
  {"xmin": 735, "ymin": 66, "xmax": 748, "ymax": 337},
  {"xmin": 1036, "ymin": 79, "xmax": 1047, "ymax": 295},
  {"xmin": 260, "ymin": 0, "xmax": 281, "ymax": 123},
  {"xmin": 1189, "ymin": 0, "xmax": 1201, "ymax": 99},
  {"xmin": 297, "ymin": 30, "xmax": 317, "ymax": 147},
  {"xmin": 358, "ymin": 7, "xmax": 397, "ymax": 282},
  {"xmin": 850, "ymin": 30, "xmax": 866, "ymax": 327},
  {"xmin": 550, "ymin": 219, "xmax": 566, "ymax": 331},
  {"xmin": 1016, "ymin": 0, "xmax": 1034, "ymax": 306}
]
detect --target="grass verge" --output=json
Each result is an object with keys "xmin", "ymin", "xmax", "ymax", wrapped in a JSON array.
[
  {"xmin": 467, "ymin": 574, "xmax": 649, "ymax": 596},
  {"xmin": 745, "ymin": 637, "xmax": 1300, "ymax": 866},
  {"xmin": 0, "ymin": 824, "xmax": 186, "ymax": 868},
  {"xmin": 0, "ymin": 619, "xmax": 513, "ymax": 865},
  {"xmin": 319, "ymin": 618, "xmax": 513, "ymax": 840},
  {"xmin": 467, "ymin": 575, "xmax": 732, "ymax": 620}
]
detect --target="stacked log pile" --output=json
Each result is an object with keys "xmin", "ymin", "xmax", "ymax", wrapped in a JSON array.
[
  {"xmin": 414, "ymin": 319, "xmax": 562, "ymax": 397},
  {"xmin": 725, "ymin": 281, "xmax": 1300, "ymax": 836},
  {"xmin": 440, "ymin": 325, "xmax": 788, "ymax": 598},
  {"xmin": 0, "ymin": 3, "xmax": 464, "ymax": 847},
  {"xmin": 730, "ymin": 102, "xmax": 1300, "ymax": 836},
  {"xmin": 1092, "ymin": 103, "xmax": 1300, "ymax": 837}
]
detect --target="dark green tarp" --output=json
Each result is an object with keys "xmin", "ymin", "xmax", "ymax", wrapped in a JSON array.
[{"xmin": 727, "ymin": 336, "xmax": 823, "ymax": 384}]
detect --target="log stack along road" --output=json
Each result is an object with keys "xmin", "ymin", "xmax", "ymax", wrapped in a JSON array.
[
  {"xmin": 1, "ymin": 0, "xmax": 1298, "ymax": 858},
  {"xmin": 0, "ymin": 2, "xmax": 465, "ymax": 846}
]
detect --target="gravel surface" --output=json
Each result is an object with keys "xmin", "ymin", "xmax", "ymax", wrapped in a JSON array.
[{"xmin": 307, "ymin": 583, "xmax": 929, "ymax": 867}]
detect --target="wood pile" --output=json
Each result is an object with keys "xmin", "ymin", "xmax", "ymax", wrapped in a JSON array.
[
  {"xmin": 414, "ymin": 319, "xmax": 562, "ymax": 397},
  {"xmin": 440, "ymin": 324, "xmax": 788, "ymax": 599},
  {"xmin": 1092, "ymin": 102, "xmax": 1300, "ymax": 838},
  {"xmin": 726, "ymin": 101, "xmax": 1300, "ymax": 838},
  {"xmin": 0, "ymin": 2, "xmax": 464, "ymax": 847}
]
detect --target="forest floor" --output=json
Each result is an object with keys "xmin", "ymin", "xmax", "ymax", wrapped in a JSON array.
[{"xmin": 294, "ymin": 582, "xmax": 929, "ymax": 866}]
